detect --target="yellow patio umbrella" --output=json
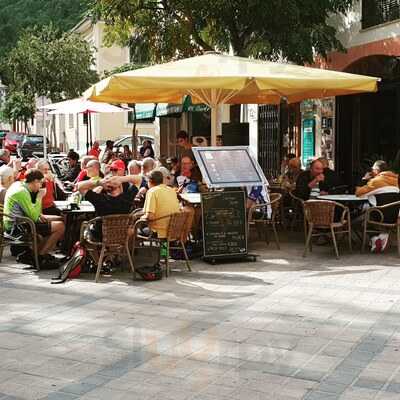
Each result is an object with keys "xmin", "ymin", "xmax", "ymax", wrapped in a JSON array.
[{"xmin": 85, "ymin": 52, "xmax": 379, "ymax": 145}]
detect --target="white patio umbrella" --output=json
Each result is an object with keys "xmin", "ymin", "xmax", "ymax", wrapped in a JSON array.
[{"xmin": 43, "ymin": 98, "xmax": 130, "ymax": 154}]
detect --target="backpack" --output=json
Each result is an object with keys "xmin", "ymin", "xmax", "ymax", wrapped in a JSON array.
[
  {"xmin": 136, "ymin": 264, "xmax": 163, "ymax": 281},
  {"xmin": 51, "ymin": 242, "xmax": 86, "ymax": 284}
]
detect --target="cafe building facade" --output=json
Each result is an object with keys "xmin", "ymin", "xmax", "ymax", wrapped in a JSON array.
[{"xmin": 318, "ymin": 0, "xmax": 400, "ymax": 187}]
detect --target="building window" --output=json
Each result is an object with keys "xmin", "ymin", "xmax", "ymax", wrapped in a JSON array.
[
  {"xmin": 362, "ymin": 0, "xmax": 400, "ymax": 29},
  {"xmin": 68, "ymin": 114, "xmax": 74, "ymax": 129}
]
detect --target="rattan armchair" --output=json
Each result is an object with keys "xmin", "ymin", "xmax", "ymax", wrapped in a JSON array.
[
  {"xmin": 0, "ymin": 208, "xmax": 39, "ymax": 269},
  {"xmin": 248, "ymin": 193, "xmax": 282, "ymax": 249},
  {"xmin": 81, "ymin": 214, "xmax": 135, "ymax": 282},
  {"xmin": 361, "ymin": 200, "xmax": 400, "ymax": 256},
  {"xmin": 132, "ymin": 209, "xmax": 194, "ymax": 277},
  {"xmin": 303, "ymin": 200, "xmax": 352, "ymax": 259}
]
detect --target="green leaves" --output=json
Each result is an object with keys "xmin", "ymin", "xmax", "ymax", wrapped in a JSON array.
[
  {"xmin": 1, "ymin": 91, "xmax": 35, "ymax": 124},
  {"xmin": 3, "ymin": 25, "xmax": 98, "ymax": 102},
  {"xmin": 0, "ymin": 0, "xmax": 89, "ymax": 60},
  {"xmin": 91, "ymin": 0, "xmax": 354, "ymax": 64},
  {"xmin": 1, "ymin": 25, "xmax": 98, "ymax": 125}
]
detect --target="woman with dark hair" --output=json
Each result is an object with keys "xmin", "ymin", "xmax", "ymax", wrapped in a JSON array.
[
  {"xmin": 122, "ymin": 145, "xmax": 133, "ymax": 165},
  {"xmin": 140, "ymin": 140, "xmax": 155, "ymax": 159}
]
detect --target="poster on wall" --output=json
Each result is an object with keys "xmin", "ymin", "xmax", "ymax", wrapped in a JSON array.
[
  {"xmin": 302, "ymin": 118, "xmax": 315, "ymax": 168},
  {"xmin": 320, "ymin": 98, "xmax": 335, "ymax": 169}
]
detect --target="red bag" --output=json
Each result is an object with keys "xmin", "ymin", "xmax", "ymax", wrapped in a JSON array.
[{"xmin": 51, "ymin": 242, "xmax": 86, "ymax": 284}]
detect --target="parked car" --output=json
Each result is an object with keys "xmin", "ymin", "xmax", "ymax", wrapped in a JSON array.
[
  {"xmin": 4, "ymin": 132, "xmax": 24, "ymax": 154},
  {"xmin": 116, "ymin": 135, "xmax": 154, "ymax": 153},
  {"xmin": 18, "ymin": 135, "xmax": 49, "ymax": 159}
]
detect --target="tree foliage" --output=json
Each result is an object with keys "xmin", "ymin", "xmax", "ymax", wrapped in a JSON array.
[
  {"xmin": 0, "ymin": 0, "xmax": 89, "ymax": 59},
  {"xmin": 90, "ymin": 0, "xmax": 353, "ymax": 64},
  {"xmin": 0, "ymin": 91, "xmax": 35, "ymax": 126},
  {"xmin": 2, "ymin": 25, "xmax": 98, "ymax": 102}
]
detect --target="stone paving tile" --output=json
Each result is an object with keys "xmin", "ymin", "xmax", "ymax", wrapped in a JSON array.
[{"xmin": 2, "ymin": 239, "xmax": 400, "ymax": 399}]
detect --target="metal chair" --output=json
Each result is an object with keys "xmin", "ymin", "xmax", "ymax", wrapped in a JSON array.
[
  {"xmin": 81, "ymin": 214, "xmax": 135, "ymax": 282},
  {"xmin": 248, "ymin": 193, "xmax": 282, "ymax": 249},
  {"xmin": 303, "ymin": 200, "xmax": 352, "ymax": 259},
  {"xmin": 0, "ymin": 207, "xmax": 40, "ymax": 269},
  {"xmin": 361, "ymin": 200, "xmax": 400, "ymax": 256},
  {"xmin": 132, "ymin": 209, "xmax": 194, "ymax": 277}
]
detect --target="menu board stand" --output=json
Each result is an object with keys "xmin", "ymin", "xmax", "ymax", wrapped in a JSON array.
[{"xmin": 201, "ymin": 190, "xmax": 257, "ymax": 264}]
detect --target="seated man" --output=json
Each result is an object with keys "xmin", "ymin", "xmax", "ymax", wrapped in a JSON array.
[
  {"xmin": 76, "ymin": 167, "xmax": 137, "ymax": 241},
  {"xmin": 356, "ymin": 160, "xmax": 398, "ymax": 198},
  {"xmin": 4, "ymin": 169, "xmax": 65, "ymax": 267},
  {"xmin": 318, "ymin": 157, "xmax": 344, "ymax": 193},
  {"xmin": 61, "ymin": 151, "xmax": 81, "ymax": 183},
  {"xmin": 128, "ymin": 160, "xmax": 142, "ymax": 176},
  {"xmin": 0, "ymin": 165, "xmax": 14, "ymax": 204},
  {"xmin": 109, "ymin": 159, "xmax": 126, "ymax": 177},
  {"xmin": 0, "ymin": 149, "xmax": 11, "ymax": 167},
  {"xmin": 142, "ymin": 170, "xmax": 181, "ymax": 238},
  {"xmin": 295, "ymin": 159, "xmax": 332, "ymax": 200}
]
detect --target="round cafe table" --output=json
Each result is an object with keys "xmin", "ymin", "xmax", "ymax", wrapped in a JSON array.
[
  {"xmin": 316, "ymin": 194, "xmax": 368, "ymax": 203},
  {"xmin": 54, "ymin": 201, "xmax": 96, "ymax": 253}
]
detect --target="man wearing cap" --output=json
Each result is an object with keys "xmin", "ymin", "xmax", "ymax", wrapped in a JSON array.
[
  {"xmin": 76, "ymin": 166, "xmax": 137, "ymax": 240},
  {"xmin": 109, "ymin": 159, "xmax": 139, "ymax": 199},
  {"xmin": 109, "ymin": 159, "xmax": 126, "ymax": 177}
]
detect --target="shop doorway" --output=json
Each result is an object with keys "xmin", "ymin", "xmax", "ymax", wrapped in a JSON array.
[{"xmin": 336, "ymin": 55, "xmax": 400, "ymax": 188}]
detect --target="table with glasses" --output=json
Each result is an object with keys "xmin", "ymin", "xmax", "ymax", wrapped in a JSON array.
[{"xmin": 54, "ymin": 201, "xmax": 96, "ymax": 253}]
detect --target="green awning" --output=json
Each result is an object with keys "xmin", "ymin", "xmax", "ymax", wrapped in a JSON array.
[
  {"xmin": 132, "ymin": 104, "xmax": 157, "ymax": 119},
  {"xmin": 131, "ymin": 96, "xmax": 210, "ymax": 120}
]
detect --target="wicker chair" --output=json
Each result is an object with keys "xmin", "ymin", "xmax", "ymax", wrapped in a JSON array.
[
  {"xmin": 303, "ymin": 200, "xmax": 352, "ymax": 259},
  {"xmin": 81, "ymin": 214, "xmax": 135, "ymax": 282},
  {"xmin": 248, "ymin": 193, "xmax": 282, "ymax": 249},
  {"xmin": 361, "ymin": 200, "xmax": 400, "ymax": 256},
  {"xmin": 132, "ymin": 209, "xmax": 194, "ymax": 277},
  {"xmin": 0, "ymin": 207, "xmax": 39, "ymax": 269}
]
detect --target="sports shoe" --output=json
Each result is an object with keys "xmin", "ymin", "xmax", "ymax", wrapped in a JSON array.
[{"xmin": 371, "ymin": 233, "xmax": 389, "ymax": 253}]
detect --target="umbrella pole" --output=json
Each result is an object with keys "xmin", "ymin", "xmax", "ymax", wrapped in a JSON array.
[
  {"xmin": 211, "ymin": 105, "xmax": 218, "ymax": 146},
  {"xmin": 89, "ymin": 113, "xmax": 93, "ymax": 149},
  {"xmin": 86, "ymin": 113, "xmax": 89, "ymax": 155}
]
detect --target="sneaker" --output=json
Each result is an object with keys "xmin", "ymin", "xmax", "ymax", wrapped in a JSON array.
[{"xmin": 379, "ymin": 233, "xmax": 389, "ymax": 252}]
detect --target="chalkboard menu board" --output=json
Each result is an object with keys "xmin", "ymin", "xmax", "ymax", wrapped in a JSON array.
[{"xmin": 201, "ymin": 191, "xmax": 247, "ymax": 258}]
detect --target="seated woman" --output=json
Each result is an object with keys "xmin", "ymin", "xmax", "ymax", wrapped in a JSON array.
[
  {"xmin": 0, "ymin": 166, "xmax": 14, "ymax": 204},
  {"xmin": 280, "ymin": 157, "xmax": 303, "ymax": 191},
  {"xmin": 37, "ymin": 160, "xmax": 62, "ymax": 216},
  {"xmin": 176, "ymin": 156, "xmax": 201, "ymax": 194}
]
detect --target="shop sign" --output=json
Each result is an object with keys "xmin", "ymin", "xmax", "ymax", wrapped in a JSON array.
[{"xmin": 302, "ymin": 118, "xmax": 315, "ymax": 167}]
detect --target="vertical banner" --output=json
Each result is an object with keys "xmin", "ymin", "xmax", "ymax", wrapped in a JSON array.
[{"xmin": 302, "ymin": 118, "xmax": 315, "ymax": 167}]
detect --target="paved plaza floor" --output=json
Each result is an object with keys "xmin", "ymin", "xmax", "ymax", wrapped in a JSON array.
[{"xmin": 1, "ymin": 234, "xmax": 400, "ymax": 399}]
